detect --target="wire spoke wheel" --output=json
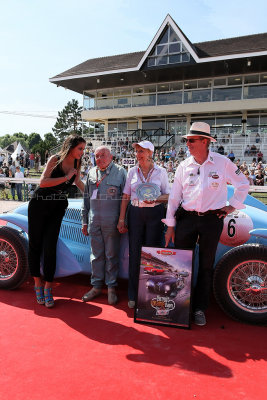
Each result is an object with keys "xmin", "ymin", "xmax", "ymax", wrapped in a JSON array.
[
  {"xmin": 0, "ymin": 227, "xmax": 28, "ymax": 289},
  {"xmin": 0, "ymin": 239, "xmax": 19, "ymax": 280},
  {"xmin": 228, "ymin": 260, "xmax": 267, "ymax": 313},
  {"xmin": 213, "ymin": 244, "xmax": 267, "ymax": 325}
]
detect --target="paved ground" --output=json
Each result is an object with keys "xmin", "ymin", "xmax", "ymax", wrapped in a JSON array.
[{"xmin": 0, "ymin": 200, "xmax": 26, "ymax": 213}]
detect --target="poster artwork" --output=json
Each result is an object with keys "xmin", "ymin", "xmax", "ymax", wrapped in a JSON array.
[{"xmin": 135, "ymin": 247, "xmax": 193, "ymax": 329}]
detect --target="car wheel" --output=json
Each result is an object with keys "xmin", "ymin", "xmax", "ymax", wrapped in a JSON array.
[
  {"xmin": 213, "ymin": 244, "xmax": 267, "ymax": 325},
  {"xmin": 0, "ymin": 227, "xmax": 29, "ymax": 289}
]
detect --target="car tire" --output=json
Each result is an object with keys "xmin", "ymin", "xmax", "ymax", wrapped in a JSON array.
[
  {"xmin": 0, "ymin": 227, "xmax": 29, "ymax": 289},
  {"xmin": 213, "ymin": 244, "xmax": 267, "ymax": 325}
]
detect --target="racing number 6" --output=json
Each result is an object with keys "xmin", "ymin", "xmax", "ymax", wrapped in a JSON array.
[{"xmin": 227, "ymin": 218, "xmax": 236, "ymax": 238}]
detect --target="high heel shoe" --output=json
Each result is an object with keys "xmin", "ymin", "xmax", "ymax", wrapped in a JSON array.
[
  {"xmin": 44, "ymin": 288, "xmax": 55, "ymax": 308},
  {"xmin": 34, "ymin": 286, "xmax": 45, "ymax": 305}
]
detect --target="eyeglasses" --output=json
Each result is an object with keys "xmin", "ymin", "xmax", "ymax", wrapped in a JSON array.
[{"xmin": 185, "ymin": 138, "xmax": 203, "ymax": 143}]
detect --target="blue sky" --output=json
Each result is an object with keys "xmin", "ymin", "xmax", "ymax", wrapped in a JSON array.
[{"xmin": 0, "ymin": 0, "xmax": 267, "ymax": 137}]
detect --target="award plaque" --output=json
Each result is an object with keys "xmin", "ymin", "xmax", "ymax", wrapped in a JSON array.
[{"xmin": 136, "ymin": 183, "xmax": 161, "ymax": 202}]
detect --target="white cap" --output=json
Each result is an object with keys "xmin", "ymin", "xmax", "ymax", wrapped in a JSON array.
[{"xmin": 132, "ymin": 140, "xmax": 154, "ymax": 153}]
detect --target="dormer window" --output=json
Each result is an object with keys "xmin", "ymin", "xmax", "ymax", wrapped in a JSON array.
[{"xmin": 147, "ymin": 26, "xmax": 191, "ymax": 67}]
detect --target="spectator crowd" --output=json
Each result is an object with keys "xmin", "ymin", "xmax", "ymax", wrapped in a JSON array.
[{"xmin": 0, "ymin": 139, "xmax": 266, "ymax": 202}]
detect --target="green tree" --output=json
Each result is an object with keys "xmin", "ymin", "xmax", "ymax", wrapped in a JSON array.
[
  {"xmin": 27, "ymin": 132, "xmax": 42, "ymax": 150},
  {"xmin": 43, "ymin": 133, "xmax": 58, "ymax": 151},
  {"xmin": 52, "ymin": 99, "xmax": 83, "ymax": 143},
  {"xmin": 0, "ymin": 134, "xmax": 11, "ymax": 149}
]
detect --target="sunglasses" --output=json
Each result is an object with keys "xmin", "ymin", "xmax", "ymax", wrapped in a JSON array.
[{"xmin": 185, "ymin": 138, "xmax": 204, "ymax": 143}]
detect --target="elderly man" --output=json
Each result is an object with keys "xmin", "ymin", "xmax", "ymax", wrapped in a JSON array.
[
  {"xmin": 81, "ymin": 146, "xmax": 127, "ymax": 305},
  {"xmin": 164, "ymin": 122, "xmax": 249, "ymax": 326}
]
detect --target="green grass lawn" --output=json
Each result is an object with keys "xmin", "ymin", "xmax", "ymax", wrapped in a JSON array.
[{"xmin": 251, "ymin": 192, "xmax": 267, "ymax": 205}]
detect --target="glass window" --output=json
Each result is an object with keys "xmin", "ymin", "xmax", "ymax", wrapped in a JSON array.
[
  {"xmin": 108, "ymin": 123, "xmax": 117, "ymax": 132},
  {"xmin": 157, "ymin": 92, "xmax": 183, "ymax": 105},
  {"xmin": 114, "ymin": 88, "xmax": 131, "ymax": 96},
  {"xmin": 133, "ymin": 87, "xmax": 144, "ymax": 95},
  {"xmin": 142, "ymin": 120, "xmax": 165, "ymax": 130},
  {"xmin": 244, "ymin": 75, "xmax": 259, "ymax": 84},
  {"xmin": 191, "ymin": 117, "xmax": 215, "ymax": 127},
  {"xmin": 169, "ymin": 43, "xmax": 181, "ymax": 53},
  {"xmin": 113, "ymin": 98, "xmax": 130, "ymax": 108},
  {"xmin": 157, "ymin": 55, "xmax": 168, "ymax": 65},
  {"xmin": 132, "ymin": 94, "xmax": 156, "ymax": 107},
  {"xmin": 247, "ymin": 116, "xmax": 259, "ymax": 126},
  {"xmin": 184, "ymin": 90, "xmax": 211, "ymax": 103},
  {"xmin": 184, "ymin": 80, "xmax": 197, "ymax": 89},
  {"xmin": 156, "ymin": 44, "xmax": 168, "ymax": 55},
  {"xmin": 228, "ymin": 76, "xmax": 242, "ymax": 86},
  {"xmin": 89, "ymin": 97, "xmax": 95, "ymax": 110},
  {"xmin": 96, "ymin": 98, "xmax": 113, "ymax": 109},
  {"xmin": 198, "ymin": 79, "xmax": 212, "ymax": 88},
  {"xmin": 214, "ymin": 78, "xmax": 226, "ymax": 86},
  {"xmin": 213, "ymin": 87, "xmax": 242, "ymax": 101},
  {"xmin": 260, "ymin": 116, "xmax": 267, "ymax": 125},
  {"xmin": 147, "ymin": 58, "xmax": 156, "ymax": 67},
  {"xmin": 215, "ymin": 117, "xmax": 241, "ymax": 126},
  {"xmin": 128, "ymin": 122, "xmax": 138, "ymax": 131},
  {"xmin": 97, "ymin": 89, "xmax": 113, "ymax": 98},
  {"xmin": 260, "ymin": 73, "xmax": 267, "ymax": 83},
  {"xmin": 243, "ymin": 85, "xmax": 267, "ymax": 99},
  {"xmin": 191, "ymin": 89, "xmax": 211, "ymax": 103},
  {"xmin": 159, "ymin": 29, "xmax": 169, "ymax": 44},
  {"xmin": 144, "ymin": 85, "xmax": 156, "ymax": 93},
  {"xmin": 147, "ymin": 25, "xmax": 189, "ymax": 67},
  {"xmin": 118, "ymin": 123, "xmax": 127, "ymax": 132},
  {"xmin": 170, "ymin": 82, "xmax": 183, "ymax": 91},
  {"xmin": 157, "ymin": 84, "xmax": 169, "ymax": 92},
  {"xmin": 169, "ymin": 26, "xmax": 178, "ymax": 42},
  {"xmin": 181, "ymin": 53, "xmax": 190, "ymax": 62},
  {"xmin": 169, "ymin": 54, "xmax": 181, "ymax": 64},
  {"xmin": 184, "ymin": 91, "xmax": 192, "ymax": 103},
  {"xmin": 83, "ymin": 96, "xmax": 90, "ymax": 110}
]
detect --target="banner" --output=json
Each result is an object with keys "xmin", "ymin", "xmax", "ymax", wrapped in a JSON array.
[{"xmin": 135, "ymin": 247, "xmax": 193, "ymax": 329}]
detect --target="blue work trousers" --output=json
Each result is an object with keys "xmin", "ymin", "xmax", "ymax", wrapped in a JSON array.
[{"xmin": 89, "ymin": 222, "xmax": 120, "ymax": 288}]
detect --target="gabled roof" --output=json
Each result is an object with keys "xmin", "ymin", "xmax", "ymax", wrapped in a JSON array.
[{"xmin": 50, "ymin": 14, "xmax": 267, "ymax": 83}]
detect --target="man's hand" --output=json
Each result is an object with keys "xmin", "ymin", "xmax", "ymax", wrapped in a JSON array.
[
  {"xmin": 217, "ymin": 205, "xmax": 235, "ymax": 218},
  {"xmin": 82, "ymin": 224, "xmax": 89, "ymax": 236},
  {"xmin": 165, "ymin": 226, "xmax": 175, "ymax": 247},
  {"xmin": 117, "ymin": 219, "xmax": 128, "ymax": 234}
]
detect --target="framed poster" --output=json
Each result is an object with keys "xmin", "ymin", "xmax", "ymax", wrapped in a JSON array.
[{"xmin": 134, "ymin": 246, "xmax": 194, "ymax": 329}]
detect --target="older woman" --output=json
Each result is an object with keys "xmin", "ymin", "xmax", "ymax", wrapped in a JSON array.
[{"xmin": 117, "ymin": 141, "xmax": 170, "ymax": 308}]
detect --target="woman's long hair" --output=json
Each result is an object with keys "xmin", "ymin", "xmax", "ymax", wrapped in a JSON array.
[{"xmin": 56, "ymin": 135, "xmax": 86, "ymax": 169}]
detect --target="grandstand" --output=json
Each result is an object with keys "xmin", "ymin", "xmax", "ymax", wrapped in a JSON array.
[{"xmin": 49, "ymin": 14, "xmax": 267, "ymax": 166}]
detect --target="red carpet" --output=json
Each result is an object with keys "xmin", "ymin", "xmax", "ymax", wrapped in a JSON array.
[{"xmin": 0, "ymin": 275, "xmax": 266, "ymax": 400}]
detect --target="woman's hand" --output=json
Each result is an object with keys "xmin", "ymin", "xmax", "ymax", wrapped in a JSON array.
[
  {"xmin": 66, "ymin": 168, "xmax": 77, "ymax": 180},
  {"xmin": 143, "ymin": 199, "xmax": 155, "ymax": 205}
]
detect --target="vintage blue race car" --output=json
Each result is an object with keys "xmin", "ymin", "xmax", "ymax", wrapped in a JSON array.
[{"xmin": 0, "ymin": 186, "xmax": 267, "ymax": 325}]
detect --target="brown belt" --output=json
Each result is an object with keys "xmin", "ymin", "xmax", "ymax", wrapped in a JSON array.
[{"xmin": 183, "ymin": 208, "xmax": 226, "ymax": 217}]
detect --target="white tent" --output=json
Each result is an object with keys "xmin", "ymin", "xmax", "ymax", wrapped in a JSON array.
[{"xmin": 11, "ymin": 142, "xmax": 26, "ymax": 161}]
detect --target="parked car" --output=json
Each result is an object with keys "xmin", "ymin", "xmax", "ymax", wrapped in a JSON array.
[
  {"xmin": 143, "ymin": 265, "xmax": 166, "ymax": 275},
  {"xmin": 146, "ymin": 270, "xmax": 189, "ymax": 297},
  {"xmin": 0, "ymin": 186, "xmax": 267, "ymax": 325}
]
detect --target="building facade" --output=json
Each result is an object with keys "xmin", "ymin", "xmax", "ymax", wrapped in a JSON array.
[{"xmin": 50, "ymin": 15, "xmax": 267, "ymax": 150}]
